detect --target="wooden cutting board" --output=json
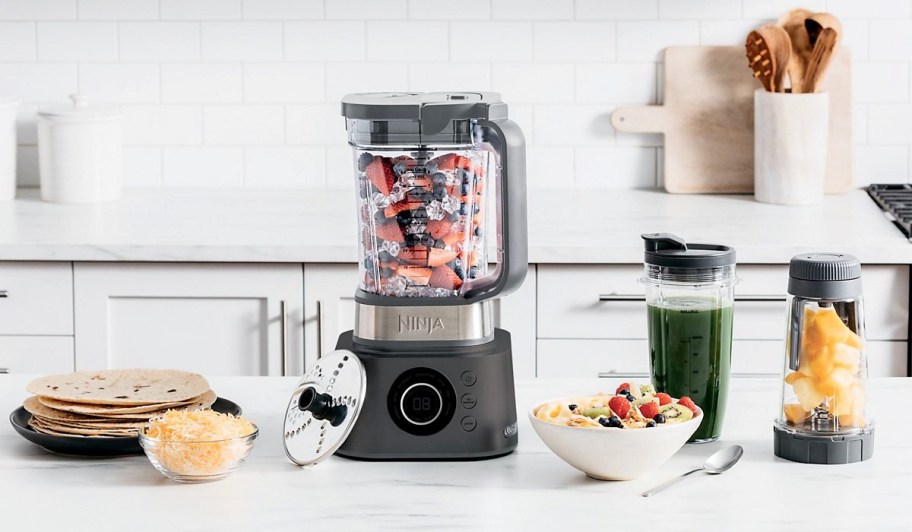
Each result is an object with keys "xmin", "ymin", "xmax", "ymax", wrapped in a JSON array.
[{"xmin": 611, "ymin": 46, "xmax": 853, "ymax": 194}]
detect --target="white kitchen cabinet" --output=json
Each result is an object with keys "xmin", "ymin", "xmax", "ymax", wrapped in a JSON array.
[
  {"xmin": 0, "ymin": 262, "xmax": 73, "ymax": 335},
  {"xmin": 0, "ymin": 336, "xmax": 74, "ymax": 374},
  {"xmin": 303, "ymin": 264, "xmax": 538, "ymax": 378},
  {"xmin": 73, "ymin": 263, "xmax": 303, "ymax": 376}
]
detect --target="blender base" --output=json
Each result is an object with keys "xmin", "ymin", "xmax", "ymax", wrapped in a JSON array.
[
  {"xmin": 773, "ymin": 425, "xmax": 874, "ymax": 464},
  {"xmin": 334, "ymin": 329, "xmax": 518, "ymax": 461}
]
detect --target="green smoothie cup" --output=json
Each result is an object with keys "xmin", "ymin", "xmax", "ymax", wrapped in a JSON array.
[{"xmin": 641, "ymin": 233, "xmax": 737, "ymax": 443}]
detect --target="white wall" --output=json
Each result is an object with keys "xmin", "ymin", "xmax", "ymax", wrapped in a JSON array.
[{"xmin": 1, "ymin": 0, "xmax": 909, "ymax": 190}]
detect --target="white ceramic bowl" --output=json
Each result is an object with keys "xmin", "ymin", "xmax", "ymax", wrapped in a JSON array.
[{"xmin": 529, "ymin": 399, "xmax": 702, "ymax": 481}]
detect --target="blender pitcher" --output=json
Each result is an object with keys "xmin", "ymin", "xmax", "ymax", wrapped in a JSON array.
[
  {"xmin": 774, "ymin": 253, "xmax": 874, "ymax": 464},
  {"xmin": 343, "ymin": 92, "xmax": 526, "ymax": 303},
  {"xmin": 641, "ymin": 233, "xmax": 737, "ymax": 443}
]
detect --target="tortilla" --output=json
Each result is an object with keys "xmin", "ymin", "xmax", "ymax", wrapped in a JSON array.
[
  {"xmin": 28, "ymin": 418, "xmax": 138, "ymax": 438},
  {"xmin": 39, "ymin": 389, "xmax": 217, "ymax": 419},
  {"xmin": 24, "ymin": 396, "xmax": 148, "ymax": 424},
  {"xmin": 27, "ymin": 369, "xmax": 210, "ymax": 405}
]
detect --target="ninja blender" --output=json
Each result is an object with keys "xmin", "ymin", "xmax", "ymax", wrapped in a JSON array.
[{"xmin": 287, "ymin": 92, "xmax": 527, "ymax": 461}]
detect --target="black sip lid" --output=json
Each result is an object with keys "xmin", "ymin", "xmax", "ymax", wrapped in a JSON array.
[
  {"xmin": 788, "ymin": 253, "xmax": 863, "ymax": 300},
  {"xmin": 642, "ymin": 233, "xmax": 736, "ymax": 269}
]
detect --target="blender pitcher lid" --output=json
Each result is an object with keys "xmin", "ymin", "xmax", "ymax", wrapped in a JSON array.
[
  {"xmin": 642, "ymin": 233, "xmax": 736, "ymax": 269},
  {"xmin": 283, "ymin": 350, "xmax": 367, "ymax": 466},
  {"xmin": 341, "ymin": 92, "xmax": 508, "ymax": 131}
]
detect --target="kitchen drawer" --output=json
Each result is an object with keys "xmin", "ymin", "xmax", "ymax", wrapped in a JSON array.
[
  {"xmin": 0, "ymin": 336, "xmax": 74, "ymax": 374},
  {"xmin": 537, "ymin": 339, "xmax": 907, "ymax": 378},
  {"xmin": 0, "ymin": 262, "xmax": 73, "ymax": 335},
  {"xmin": 537, "ymin": 264, "xmax": 907, "ymax": 341}
]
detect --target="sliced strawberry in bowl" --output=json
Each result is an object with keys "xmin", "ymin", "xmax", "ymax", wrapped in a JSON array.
[
  {"xmin": 607, "ymin": 396, "xmax": 631, "ymax": 419},
  {"xmin": 655, "ymin": 393, "xmax": 673, "ymax": 406},
  {"xmin": 638, "ymin": 402, "xmax": 660, "ymax": 420},
  {"xmin": 677, "ymin": 396, "xmax": 699, "ymax": 417}
]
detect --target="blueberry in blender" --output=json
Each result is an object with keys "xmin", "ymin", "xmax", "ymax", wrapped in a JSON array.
[
  {"xmin": 358, "ymin": 152, "xmax": 374, "ymax": 172},
  {"xmin": 433, "ymin": 185, "xmax": 448, "ymax": 201},
  {"xmin": 432, "ymin": 172, "xmax": 447, "ymax": 186},
  {"xmin": 393, "ymin": 162, "xmax": 407, "ymax": 177}
]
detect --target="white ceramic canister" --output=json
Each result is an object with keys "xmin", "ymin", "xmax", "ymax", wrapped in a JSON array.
[
  {"xmin": 37, "ymin": 94, "xmax": 122, "ymax": 203},
  {"xmin": 0, "ymin": 96, "xmax": 20, "ymax": 201}
]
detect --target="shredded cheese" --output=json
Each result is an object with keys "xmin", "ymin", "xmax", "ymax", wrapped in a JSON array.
[{"xmin": 143, "ymin": 410, "xmax": 257, "ymax": 476}]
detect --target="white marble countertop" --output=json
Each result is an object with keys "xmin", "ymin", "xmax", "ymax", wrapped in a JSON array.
[
  {"xmin": 0, "ymin": 375, "xmax": 903, "ymax": 530},
  {"xmin": 0, "ymin": 187, "xmax": 908, "ymax": 264}
]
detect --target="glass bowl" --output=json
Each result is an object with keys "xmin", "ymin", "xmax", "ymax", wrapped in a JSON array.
[{"xmin": 138, "ymin": 425, "xmax": 258, "ymax": 483}]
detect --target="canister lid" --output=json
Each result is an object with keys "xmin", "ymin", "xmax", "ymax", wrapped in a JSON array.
[
  {"xmin": 283, "ymin": 350, "xmax": 366, "ymax": 466},
  {"xmin": 642, "ymin": 233, "xmax": 736, "ymax": 269},
  {"xmin": 788, "ymin": 253, "xmax": 863, "ymax": 299},
  {"xmin": 38, "ymin": 94, "xmax": 122, "ymax": 121}
]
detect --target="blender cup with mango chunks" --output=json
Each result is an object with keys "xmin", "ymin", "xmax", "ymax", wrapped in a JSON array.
[{"xmin": 774, "ymin": 253, "xmax": 874, "ymax": 464}]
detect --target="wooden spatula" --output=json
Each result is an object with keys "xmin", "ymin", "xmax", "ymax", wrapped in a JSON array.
[
  {"xmin": 746, "ymin": 25, "xmax": 791, "ymax": 92},
  {"xmin": 805, "ymin": 12, "xmax": 843, "ymax": 49},
  {"xmin": 802, "ymin": 27, "xmax": 838, "ymax": 93},
  {"xmin": 777, "ymin": 8, "xmax": 813, "ymax": 91}
]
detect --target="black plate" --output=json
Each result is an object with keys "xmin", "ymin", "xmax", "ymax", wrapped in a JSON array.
[{"xmin": 9, "ymin": 397, "xmax": 242, "ymax": 457}]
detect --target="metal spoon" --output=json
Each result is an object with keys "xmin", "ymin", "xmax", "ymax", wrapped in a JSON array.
[{"xmin": 641, "ymin": 445, "xmax": 743, "ymax": 497}]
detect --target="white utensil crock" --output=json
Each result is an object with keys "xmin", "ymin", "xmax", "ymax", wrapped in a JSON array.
[
  {"xmin": 0, "ymin": 96, "xmax": 19, "ymax": 201},
  {"xmin": 38, "ymin": 94, "xmax": 122, "ymax": 204},
  {"xmin": 754, "ymin": 90, "xmax": 829, "ymax": 206}
]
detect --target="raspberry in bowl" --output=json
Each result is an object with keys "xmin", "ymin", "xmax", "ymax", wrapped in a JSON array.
[{"xmin": 529, "ymin": 383, "xmax": 702, "ymax": 480}]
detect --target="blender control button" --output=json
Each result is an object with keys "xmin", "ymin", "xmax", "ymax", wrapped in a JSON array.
[
  {"xmin": 460, "ymin": 371, "xmax": 477, "ymax": 387},
  {"xmin": 460, "ymin": 394, "xmax": 477, "ymax": 409},
  {"xmin": 461, "ymin": 416, "xmax": 477, "ymax": 432}
]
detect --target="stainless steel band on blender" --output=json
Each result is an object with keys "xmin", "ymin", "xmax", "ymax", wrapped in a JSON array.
[{"xmin": 354, "ymin": 302, "xmax": 494, "ymax": 345}]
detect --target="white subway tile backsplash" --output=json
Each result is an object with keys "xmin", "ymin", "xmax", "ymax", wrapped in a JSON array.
[
  {"xmin": 162, "ymin": 63, "xmax": 242, "ymax": 103},
  {"xmin": 0, "ymin": 0, "xmax": 76, "ymax": 20},
  {"xmin": 325, "ymin": 62, "xmax": 409, "ymax": 101},
  {"xmin": 163, "ymin": 146, "xmax": 244, "ymax": 187},
  {"xmin": 450, "ymin": 22, "xmax": 531, "ymax": 62},
  {"xmin": 575, "ymin": 63, "xmax": 657, "ymax": 104},
  {"xmin": 37, "ymin": 22, "xmax": 117, "ymax": 61},
  {"xmin": 0, "ymin": 22, "xmax": 36, "ymax": 61},
  {"xmin": 740, "ymin": 0, "xmax": 825, "ymax": 19},
  {"xmin": 286, "ymin": 104, "xmax": 347, "ymax": 146},
  {"xmin": 869, "ymin": 20, "xmax": 912, "ymax": 61},
  {"xmin": 699, "ymin": 19, "xmax": 765, "ymax": 46},
  {"xmin": 854, "ymin": 62, "xmax": 910, "ymax": 103},
  {"xmin": 326, "ymin": 0, "xmax": 407, "ymax": 20},
  {"xmin": 575, "ymin": 0, "xmax": 657, "ymax": 20},
  {"xmin": 202, "ymin": 22, "xmax": 283, "ymax": 61},
  {"xmin": 533, "ymin": 105, "xmax": 614, "ymax": 146},
  {"xmin": 526, "ymin": 147, "xmax": 573, "ymax": 189},
  {"xmin": 2, "ymin": 0, "xmax": 911, "ymax": 191},
  {"xmin": 78, "ymin": 0, "xmax": 158, "ymax": 20},
  {"xmin": 617, "ymin": 21, "xmax": 700, "ymax": 61},
  {"xmin": 162, "ymin": 0, "xmax": 241, "ymax": 20},
  {"xmin": 407, "ymin": 62, "xmax": 491, "ymax": 92},
  {"xmin": 203, "ymin": 105, "xmax": 284, "ymax": 145},
  {"xmin": 242, "ymin": 0, "xmax": 323, "ymax": 20},
  {"xmin": 366, "ymin": 22, "xmax": 448, "ymax": 62},
  {"xmin": 79, "ymin": 63, "xmax": 160, "ymax": 103},
  {"xmin": 826, "ymin": 0, "xmax": 910, "ymax": 20},
  {"xmin": 868, "ymin": 105, "xmax": 912, "ymax": 145},
  {"xmin": 534, "ymin": 22, "xmax": 615, "ymax": 62},
  {"xmin": 120, "ymin": 22, "xmax": 201, "ymax": 62},
  {"xmin": 575, "ymin": 146, "xmax": 656, "ymax": 188},
  {"xmin": 123, "ymin": 147, "xmax": 162, "ymax": 186},
  {"xmin": 122, "ymin": 105, "xmax": 203, "ymax": 145},
  {"xmin": 0, "ymin": 63, "xmax": 77, "ymax": 103},
  {"xmin": 491, "ymin": 0, "xmax": 572, "ymax": 20},
  {"xmin": 409, "ymin": 0, "xmax": 490, "ymax": 20},
  {"xmin": 658, "ymin": 0, "xmax": 740, "ymax": 20},
  {"xmin": 243, "ymin": 63, "xmax": 323, "ymax": 103},
  {"xmin": 244, "ymin": 147, "xmax": 324, "ymax": 187},
  {"xmin": 285, "ymin": 22, "xmax": 366, "ymax": 62},
  {"xmin": 491, "ymin": 63, "xmax": 573, "ymax": 104},
  {"xmin": 855, "ymin": 146, "xmax": 909, "ymax": 185}
]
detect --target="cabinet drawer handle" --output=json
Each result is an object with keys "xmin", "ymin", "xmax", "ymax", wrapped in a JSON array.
[
  {"xmin": 0, "ymin": 367, "xmax": 8, "ymax": 374},
  {"xmin": 280, "ymin": 300, "xmax": 288, "ymax": 377},
  {"xmin": 598, "ymin": 294, "xmax": 645, "ymax": 302},
  {"xmin": 598, "ymin": 371, "xmax": 648, "ymax": 378},
  {"xmin": 735, "ymin": 295, "xmax": 787, "ymax": 302},
  {"xmin": 316, "ymin": 300, "xmax": 324, "ymax": 360},
  {"xmin": 0, "ymin": 290, "xmax": 7, "ymax": 298}
]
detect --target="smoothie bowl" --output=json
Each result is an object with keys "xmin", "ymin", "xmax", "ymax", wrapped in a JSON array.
[{"xmin": 530, "ymin": 383, "xmax": 702, "ymax": 480}]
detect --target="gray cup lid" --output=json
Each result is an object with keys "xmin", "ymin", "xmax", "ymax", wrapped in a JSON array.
[
  {"xmin": 642, "ymin": 233, "xmax": 736, "ymax": 269},
  {"xmin": 788, "ymin": 253, "xmax": 863, "ymax": 299}
]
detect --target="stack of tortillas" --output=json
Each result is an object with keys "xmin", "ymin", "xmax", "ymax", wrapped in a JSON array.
[{"xmin": 23, "ymin": 369, "xmax": 215, "ymax": 438}]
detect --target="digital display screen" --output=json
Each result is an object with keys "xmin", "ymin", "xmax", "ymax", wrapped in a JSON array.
[{"xmin": 401, "ymin": 384, "xmax": 442, "ymax": 425}]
